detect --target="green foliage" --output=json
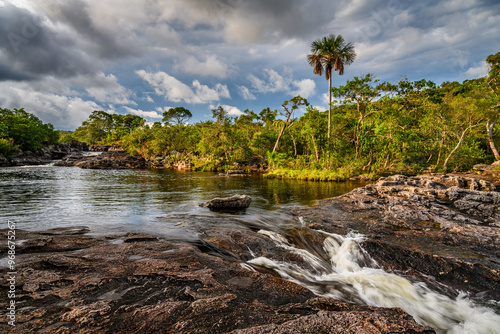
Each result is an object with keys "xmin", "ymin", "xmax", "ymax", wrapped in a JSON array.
[
  {"xmin": 73, "ymin": 110, "xmax": 145, "ymax": 145},
  {"xmin": 62, "ymin": 52, "xmax": 500, "ymax": 177},
  {"xmin": 162, "ymin": 107, "xmax": 192, "ymax": 125},
  {"xmin": 0, "ymin": 108, "xmax": 58, "ymax": 156}
]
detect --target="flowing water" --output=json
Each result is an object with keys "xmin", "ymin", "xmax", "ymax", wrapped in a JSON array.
[
  {"xmin": 248, "ymin": 222, "xmax": 500, "ymax": 334},
  {"xmin": 1, "ymin": 165, "xmax": 499, "ymax": 333}
]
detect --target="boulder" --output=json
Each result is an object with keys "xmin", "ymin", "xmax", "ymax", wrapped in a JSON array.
[
  {"xmin": 0, "ymin": 153, "xmax": 10, "ymax": 167},
  {"xmin": 200, "ymin": 194, "xmax": 252, "ymax": 210}
]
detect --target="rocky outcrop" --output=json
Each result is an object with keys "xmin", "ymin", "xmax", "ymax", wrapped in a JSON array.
[
  {"xmin": 0, "ymin": 227, "xmax": 432, "ymax": 333},
  {"xmin": 173, "ymin": 160, "xmax": 193, "ymax": 170},
  {"xmin": 5, "ymin": 142, "xmax": 88, "ymax": 166},
  {"xmin": 289, "ymin": 174, "xmax": 500, "ymax": 301},
  {"xmin": 88, "ymin": 144, "xmax": 123, "ymax": 152},
  {"xmin": 218, "ymin": 170, "xmax": 249, "ymax": 177},
  {"xmin": 200, "ymin": 194, "xmax": 252, "ymax": 210},
  {"xmin": 55, "ymin": 151, "xmax": 146, "ymax": 169}
]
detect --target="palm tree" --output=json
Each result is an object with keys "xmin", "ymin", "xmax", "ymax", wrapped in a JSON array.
[{"xmin": 308, "ymin": 34, "xmax": 356, "ymax": 138}]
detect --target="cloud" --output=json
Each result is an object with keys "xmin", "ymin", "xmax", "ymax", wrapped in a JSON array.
[
  {"xmin": 136, "ymin": 70, "xmax": 230, "ymax": 104},
  {"xmin": 209, "ymin": 104, "xmax": 243, "ymax": 116},
  {"xmin": 238, "ymin": 86, "xmax": 256, "ymax": 100},
  {"xmin": 249, "ymin": 69, "xmax": 316, "ymax": 98},
  {"xmin": 292, "ymin": 79, "xmax": 316, "ymax": 98},
  {"xmin": 124, "ymin": 107, "xmax": 162, "ymax": 119},
  {"xmin": 68, "ymin": 73, "xmax": 135, "ymax": 105},
  {"xmin": 0, "ymin": 81, "xmax": 101, "ymax": 129},
  {"xmin": 175, "ymin": 54, "xmax": 230, "ymax": 78}
]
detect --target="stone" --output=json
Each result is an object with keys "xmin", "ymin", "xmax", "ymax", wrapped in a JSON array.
[
  {"xmin": 0, "ymin": 228, "xmax": 431, "ymax": 334},
  {"xmin": 200, "ymin": 194, "xmax": 252, "ymax": 210},
  {"xmin": 56, "ymin": 151, "xmax": 146, "ymax": 169}
]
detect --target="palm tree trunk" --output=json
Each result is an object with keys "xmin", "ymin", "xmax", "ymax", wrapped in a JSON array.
[{"xmin": 328, "ymin": 76, "xmax": 332, "ymax": 139}]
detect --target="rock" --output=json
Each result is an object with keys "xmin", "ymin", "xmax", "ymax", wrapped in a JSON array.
[
  {"xmin": 56, "ymin": 151, "xmax": 146, "ymax": 169},
  {"xmin": 174, "ymin": 160, "xmax": 193, "ymax": 170},
  {"xmin": 226, "ymin": 170, "xmax": 245, "ymax": 175},
  {"xmin": 349, "ymin": 174, "xmax": 371, "ymax": 181},
  {"xmin": 302, "ymin": 173, "xmax": 500, "ymax": 300},
  {"xmin": 0, "ymin": 228, "xmax": 431, "ymax": 334},
  {"xmin": 11, "ymin": 150, "xmax": 52, "ymax": 166},
  {"xmin": 200, "ymin": 194, "xmax": 252, "ymax": 210},
  {"xmin": 0, "ymin": 153, "xmax": 9, "ymax": 167}
]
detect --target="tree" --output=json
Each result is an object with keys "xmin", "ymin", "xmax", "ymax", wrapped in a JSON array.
[
  {"xmin": 272, "ymin": 96, "xmax": 309, "ymax": 153},
  {"xmin": 307, "ymin": 34, "xmax": 356, "ymax": 138},
  {"xmin": 332, "ymin": 74, "xmax": 380, "ymax": 158},
  {"xmin": 162, "ymin": 107, "xmax": 193, "ymax": 125},
  {"xmin": 485, "ymin": 52, "xmax": 500, "ymax": 160}
]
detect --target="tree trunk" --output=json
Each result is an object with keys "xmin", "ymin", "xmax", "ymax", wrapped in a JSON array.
[
  {"xmin": 328, "ymin": 75, "xmax": 332, "ymax": 139},
  {"xmin": 486, "ymin": 116, "xmax": 500, "ymax": 161},
  {"xmin": 311, "ymin": 134, "xmax": 319, "ymax": 161},
  {"xmin": 292, "ymin": 135, "xmax": 297, "ymax": 156},
  {"xmin": 443, "ymin": 129, "xmax": 468, "ymax": 171},
  {"xmin": 272, "ymin": 125, "xmax": 286, "ymax": 153}
]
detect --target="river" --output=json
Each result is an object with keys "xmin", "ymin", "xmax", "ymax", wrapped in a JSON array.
[{"xmin": 0, "ymin": 165, "xmax": 359, "ymax": 237}]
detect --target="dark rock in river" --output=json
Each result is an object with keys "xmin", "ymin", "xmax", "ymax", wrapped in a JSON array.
[
  {"xmin": 200, "ymin": 194, "xmax": 252, "ymax": 210},
  {"xmin": 0, "ymin": 227, "xmax": 432, "ymax": 333},
  {"xmin": 1, "ymin": 142, "xmax": 88, "ymax": 167},
  {"xmin": 56, "ymin": 151, "xmax": 146, "ymax": 169}
]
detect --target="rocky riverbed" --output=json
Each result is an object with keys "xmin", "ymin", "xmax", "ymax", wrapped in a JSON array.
[{"xmin": 1, "ymin": 174, "xmax": 499, "ymax": 333}]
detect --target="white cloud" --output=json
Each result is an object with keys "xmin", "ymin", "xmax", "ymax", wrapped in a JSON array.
[
  {"xmin": 464, "ymin": 61, "xmax": 488, "ymax": 78},
  {"xmin": 238, "ymin": 85, "xmax": 256, "ymax": 100},
  {"xmin": 292, "ymin": 79, "xmax": 316, "ymax": 98},
  {"xmin": 68, "ymin": 72, "xmax": 135, "ymax": 105},
  {"xmin": 223, "ymin": 105, "xmax": 243, "ymax": 116},
  {"xmin": 175, "ymin": 54, "xmax": 230, "ymax": 78},
  {"xmin": 124, "ymin": 106, "xmax": 162, "ymax": 119},
  {"xmin": 0, "ymin": 81, "xmax": 101, "ymax": 129},
  {"xmin": 209, "ymin": 104, "xmax": 243, "ymax": 116},
  {"xmin": 136, "ymin": 70, "xmax": 230, "ymax": 104},
  {"xmin": 249, "ymin": 68, "xmax": 316, "ymax": 98}
]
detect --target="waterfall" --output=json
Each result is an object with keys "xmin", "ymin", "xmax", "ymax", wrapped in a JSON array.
[{"xmin": 248, "ymin": 228, "xmax": 500, "ymax": 334}]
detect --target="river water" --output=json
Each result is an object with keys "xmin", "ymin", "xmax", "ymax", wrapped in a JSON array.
[
  {"xmin": 1, "ymin": 165, "xmax": 499, "ymax": 333},
  {"xmin": 0, "ymin": 165, "xmax": 358, "ymax": 237}
]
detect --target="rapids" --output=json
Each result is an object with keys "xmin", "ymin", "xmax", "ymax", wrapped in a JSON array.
[{"xmin": 248, "ymin": 222, "xmax": 500, "ymax": 334}]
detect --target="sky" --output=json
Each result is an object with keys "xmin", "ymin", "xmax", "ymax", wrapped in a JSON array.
[{"xmin": 0, "ymin": 0, "xmax": 499, "ymax": 130}]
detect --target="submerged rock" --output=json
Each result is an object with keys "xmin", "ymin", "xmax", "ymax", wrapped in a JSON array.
[{"xmin": 200, "ymin": 194, "xmax": 252, "ymax": 210}]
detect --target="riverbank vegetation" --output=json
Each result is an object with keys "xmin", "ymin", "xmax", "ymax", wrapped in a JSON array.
[
  {"xmin": 2, "ymin": 51, "xmax": 499, "ymax": 181},
  {"xmin": 61, "ymin": 52, "xmax": 499, "ymax": 180},
  {"xmin": 0, "ymin": 108, "xmax": 58, "ymax": 159}
]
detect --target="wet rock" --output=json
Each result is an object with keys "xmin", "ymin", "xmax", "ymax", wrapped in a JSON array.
[
  {"xmin": 56, "ymin": 151, "xmax": 146, "ymax": 169},
  {"xmin": 0, "ymin": 228, "xmax": 430, "ymax": 334},
  {"xmin": 200, "ymin": 194, "xmax": 252, "ymax": 210},
  {"xmin": 308, "ymin": 174, "xmax": 500, "ymax": 300},
  {"xmin": 11, "ymin": 150, "xmax": 52, "ymax": 166}
]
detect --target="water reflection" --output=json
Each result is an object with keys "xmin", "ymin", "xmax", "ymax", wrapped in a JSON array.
[{"xmin": 0, "ymin": 167, "xmax": 361, "ymax": 236}]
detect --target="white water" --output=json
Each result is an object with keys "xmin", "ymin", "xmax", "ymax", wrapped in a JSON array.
[{"xmin": 249, "ymin": 229, "xmax": 500, "ymax": 334}]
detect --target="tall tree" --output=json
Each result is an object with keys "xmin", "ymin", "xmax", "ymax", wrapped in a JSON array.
[
  {"xmin": 307, "ymin": 34, "xmax": 356, "ymax": 138},
  {"xmin": 485, "ymin": 52, "xmax": 500, "ymax": 160},
  {"xmin": 272, "ymin": 96, "xmax": 309, "ymax": 153},
  {"xmin": 162, "ymin": 107, "xmax": 193, "ymax": 125}
]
